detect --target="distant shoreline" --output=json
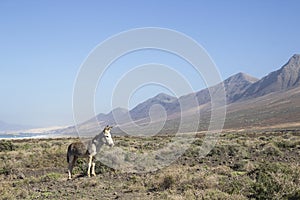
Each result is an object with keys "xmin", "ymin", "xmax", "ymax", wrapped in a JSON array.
[
  {"xmin": 0, "ymin": 133, "xmax": 43, "ymax": 139},
  {"xmin": 0, "ymin": 133, "xmax": 77, "ymax": 140}
]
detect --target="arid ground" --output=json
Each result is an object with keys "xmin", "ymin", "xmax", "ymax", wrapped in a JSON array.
[{"xmin": 1, "ymin": 129, "xmax": 300, "ymax": 199}]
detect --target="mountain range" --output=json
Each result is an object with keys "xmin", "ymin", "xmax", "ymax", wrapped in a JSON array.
[{"xmin": 55, "ymin": 54, "xmax": 300, "ymax": 136}]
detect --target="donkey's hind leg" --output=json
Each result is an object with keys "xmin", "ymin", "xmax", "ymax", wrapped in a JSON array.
[{"xmin": 68, "ymin": 155, "xmax": 77, "ymax": 180}]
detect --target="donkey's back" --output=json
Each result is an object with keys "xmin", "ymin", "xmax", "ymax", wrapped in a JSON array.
[{"xmin": 67, "ymin": 142, "xmax": 89, "ymax": 162}]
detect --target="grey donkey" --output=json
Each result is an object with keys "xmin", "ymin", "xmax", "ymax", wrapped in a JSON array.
[{"xmin": 67, "ymin": 125, "xmax": 114, "ymax": 179}]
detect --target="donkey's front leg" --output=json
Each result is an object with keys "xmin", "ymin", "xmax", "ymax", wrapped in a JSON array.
[
  {"xmin": 91, "ymin": 162, "xmax": 96, "ymax": 176},
  {"xmin": 87, "ymin": 155, "xmax": 93, "ymax": 177}
]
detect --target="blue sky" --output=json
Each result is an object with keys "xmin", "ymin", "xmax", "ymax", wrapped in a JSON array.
[{"xmin": 0, "ymin": 0, "xmax": 300, "ymax": 127}]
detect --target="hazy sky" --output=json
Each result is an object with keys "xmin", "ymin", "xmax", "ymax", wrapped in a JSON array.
[{"xmin": 1, "ymin": 0, "xmax": 300, "ymax": 127}]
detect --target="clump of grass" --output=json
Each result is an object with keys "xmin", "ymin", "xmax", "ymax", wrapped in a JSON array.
[
  {"xmin": 16, "ymin": 188, "xmax": 29, "ymax": 199},
  {"xmin": 275, "ymin": 139, "xmax": 297, "ymax": 149},
  {"xmin": 72, "ymin": 158, "xmax": 87, "ymax": 175},
  {"xmin": 230, "ymin": 160, "xmax": 247, "ymax": 171},
  {"xmin": 192, "ymin": 139, "xmax": 203, "ymax": 146},
  {"xmin": 40, "ymin": 173, "xmax": 62, "ymax": 182},
  {"xmin": 1, "ymin": 191, "xmax": 14, "ymax": 200},
  {"xmin": 258, "ymin": 136, "xmax": 267, "ymax": 141},
  {"xmin": 159, "ymin": 175, "xmax": 175, "ymax": 190},
  {"xmin": 95, "ymin": 161, "xmax": 114, "ymax": 174},
  {"xmin": 285, "ymin": 189, "xmax": 300, "ymax": 200},
  {"xmin": 0, "ymin": 166, "xmax": 11, "ymax": 175},
  {"xmin": 148, "ymin": 173, "xmax": 177, "ymax": 192},
  {"xmin": 39, "ymin": 142, "xmax": 51, "ymax": 148},
  {"xmin": 199, "ymin": 189, "xmax": 234, "ymax": 200},
  {"xmin": 261, "ymin": 143, "xmax": 283, "ymax": 156},
  {"xmin": 212, "ymin": 165, "xmax": 232, "ymax": 176},
  {"xmin": 220, "ymin": 174, "xmax": 253, "ymax": 197},
  {"xmin": 0, "ymin": 140, "xmax": 15, "ymax": 151},
  {"xmin": 249, "ymin": 162, "xmax": 300, "ymax": 200},
  {"xmin": 82, "ymin": 179, "xmax": 98, "ymax": 188}
]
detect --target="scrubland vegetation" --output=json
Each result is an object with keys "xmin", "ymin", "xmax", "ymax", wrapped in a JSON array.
[{"xmin": 0, "ymin": 129, "xmax": 300, "ymax": 199}]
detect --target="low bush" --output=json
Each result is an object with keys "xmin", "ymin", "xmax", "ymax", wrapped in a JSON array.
[
  {"xmin": 159, "ymin": 175, "xmax": 175, "ymax": 190},
  {"xmin": 249, "ymin": 162, "xmax": 299, "ymax": 200},
  {"xmin": 0, "ymin": 140, "xmax": 15, "ymax": 151}
]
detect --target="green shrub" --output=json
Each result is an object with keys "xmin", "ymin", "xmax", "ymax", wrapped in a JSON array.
[
  {"xmin": 250, "ymin": 171, "xmax": 280, "ymax": 199},
  {"xmin": 41, "ymin": 173, "xmax": 62, "ymax": 181},
  {"xmin": 261, "ymin": 143, "xmax": 283, "ymax": 156},
  {"xmin": 94, "ymin": 161, "xmax": 113, "ymax": 174},
  {"xmin": 249, "ymin": 162, "xmax": 299, "ymax": 200},
  {"xmin": 0, "ymin": 166, "xmax": 10, "ymax": 175},
  {"xmin": 276, "ymin": 140, "xmax": 296, "ymax": 149},
  {"xmin": 73, "ymin": 158, "xmax": 87, "ymax": 175},
  {"xmin": 0, "ymin": 140, "xmax": 15, "ymax": 151},
  {"xmin": 220, "ymin": 175, "xmax": 253, "ymax": 197},
  {"xmin": 285, "ymin": 189, "xmax": 300, "ymax": 200}
]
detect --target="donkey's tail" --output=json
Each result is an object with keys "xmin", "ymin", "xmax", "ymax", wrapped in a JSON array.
[{"xmin": 67, "ymin": 144, "xmax": 72, "ymax": 163}]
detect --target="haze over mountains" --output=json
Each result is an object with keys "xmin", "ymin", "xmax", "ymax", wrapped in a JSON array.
[{"xmin": 0, "ymin": 121, "xmax": 34, "ymax": 132}]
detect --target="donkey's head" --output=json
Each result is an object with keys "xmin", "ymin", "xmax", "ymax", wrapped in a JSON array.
[{"xmin": 102, "ymin": 125, "xmax": 114, "ymax": 147}]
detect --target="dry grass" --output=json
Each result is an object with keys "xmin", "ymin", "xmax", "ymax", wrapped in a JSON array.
[{"xmin": 0, "ymin": 130, "xmax": 300, "ymax": 199}]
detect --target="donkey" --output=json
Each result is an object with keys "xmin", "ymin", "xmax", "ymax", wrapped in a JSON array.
[{"xmin": 67, "ymin": 125, "xmax": 114, "ymax": 179}]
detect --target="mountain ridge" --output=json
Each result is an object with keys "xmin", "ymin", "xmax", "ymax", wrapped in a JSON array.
[
  {"xmin": 239, "ymin": 54, "xmax": 300, "ymax": 99},
  {"xmin": 55, "ymin": 54, "xmax": 300, "ymax": 136}
]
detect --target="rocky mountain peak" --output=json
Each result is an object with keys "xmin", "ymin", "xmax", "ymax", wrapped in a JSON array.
[
  {"xmin": 225, "ymin": 72, "xmax": 258, "ymax": 83},
  {"xmin": 223, "ymin": 72, "xmax": 258, "ymax": 88},
  {"xmin": 221, "ymin": 72, "xmax": 258, "ymax": 102},
  {"xmin": 288, "ymin": 54, "xmax": 300, "ymax": 64},
  {"xmin": 280, "ymin": 54, "xmax": 300, "ymax": 74},
  {"xmin": 151, "ymin": 93, "xmax": 177, "ymax": 103},
  {"xmin": 240, "ymin": 54, "xmax": 300, "ymax": 99},
  {"xmin": 110, "ymin": 107, "xmax": 128, "ymax": 115},
  {"xmin": 129, "ymin": 93, "xmax": 179, "ymax": 121}
]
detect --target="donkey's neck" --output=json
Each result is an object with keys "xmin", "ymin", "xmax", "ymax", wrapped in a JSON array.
[{"xmin": 92, "ymin": 133, "xmax": 105, "ymax": 147}]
